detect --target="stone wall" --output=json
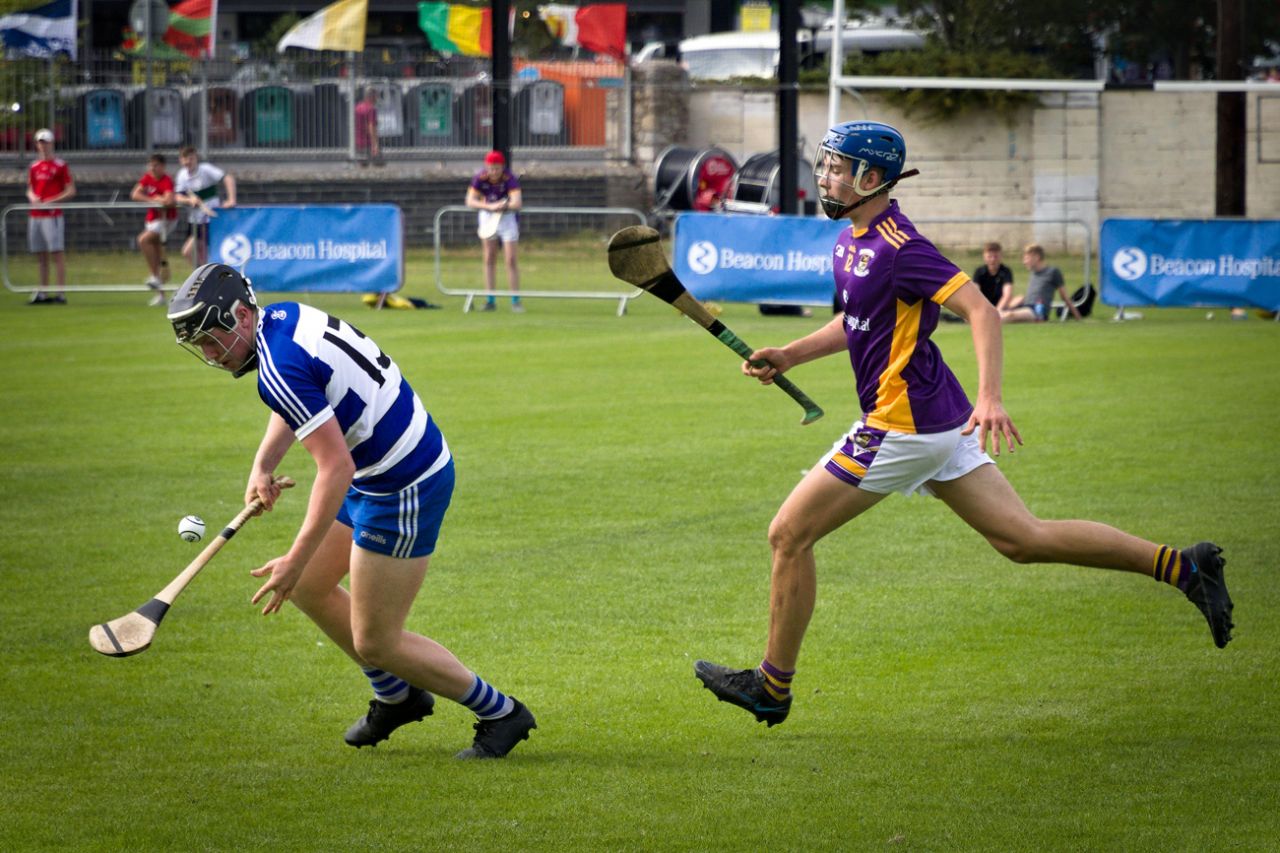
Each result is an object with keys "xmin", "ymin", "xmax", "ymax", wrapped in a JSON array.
[{"xmin": 658, "ymin": 82, "xmax": 1280, "ymax": 254}]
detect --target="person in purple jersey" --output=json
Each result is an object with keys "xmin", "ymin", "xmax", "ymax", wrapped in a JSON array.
[
  {"xmin": 166, "ymin": 264, "xmax": 536, "ymax": 759},
  {"xmin": 694, "ymin": 121, "xmax": 1234, "ymax": 728},
  {"xmin": 465, "ymin": 150, "xmax": 523, "ymax": 312}
]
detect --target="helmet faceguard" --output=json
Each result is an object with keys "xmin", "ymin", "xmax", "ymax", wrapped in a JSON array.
[
  {"xmin": 167, "ymin": 263, "xmax": 260, "ymax": 378},
  {"xmin": 812, "ymin": 120, "xmax": 918, "ymax": 219}
]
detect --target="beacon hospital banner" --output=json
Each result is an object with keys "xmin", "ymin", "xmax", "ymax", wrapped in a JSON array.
[
  {"xmin": 208, "ymin": 205, "xmax": 403, "ymax": 293},
  {"xmin": 673, "ymin": 212, "xmax": 845, "ymax": 305},
  {"xmin": 1101, "ymin": 218, "xmax": 1280, "ymax": 310}
]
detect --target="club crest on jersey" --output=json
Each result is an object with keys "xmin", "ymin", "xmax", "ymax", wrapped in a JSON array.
[{"xmin": 853, "ymin": 248, "xmax": 876, "ymax": 277}]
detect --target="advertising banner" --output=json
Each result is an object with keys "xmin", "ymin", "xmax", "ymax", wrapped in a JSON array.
[
  {"xmin": 207, "ymin": 205, "xmax": 403, "ymax": 293},
  {"xmin": 672, "ymin": 212, "xmax": 844, "ymax": 304},
  {"xmin": 1101, "ymin": 218, "xmax": 1280, "ymax": 310}
]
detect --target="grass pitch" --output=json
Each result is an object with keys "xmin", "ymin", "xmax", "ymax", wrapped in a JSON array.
[{"xmin": 1, "ymin": 244, "xmax": 1277, "ymax": 851}]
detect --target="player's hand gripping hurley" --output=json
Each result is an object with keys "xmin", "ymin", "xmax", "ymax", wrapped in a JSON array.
[
  {"xmin": 88, "ymin": 476, "xmax": 295, "ymax": 657},
  {"xmin": 607, "ymin": 225, "xmax": 824, "ymax": 425}
]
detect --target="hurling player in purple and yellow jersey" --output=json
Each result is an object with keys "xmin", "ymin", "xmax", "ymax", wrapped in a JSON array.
[{"xmin": 694, "ymin": 121, "xmax": 1234, "ymax": 728}]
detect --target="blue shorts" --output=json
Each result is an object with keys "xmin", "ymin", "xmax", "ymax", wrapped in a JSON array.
[
  {"xmin": 1029, "ymin": 302, "xmax": 1049, "ymax": 322},
  {"xmin": 337, "ymin": 462, "xmax": 454, "ymax": 558}
]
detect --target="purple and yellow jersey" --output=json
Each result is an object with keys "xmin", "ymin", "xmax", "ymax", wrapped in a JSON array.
[
  {"xmin": 833, "ymin": 200, "xmax": 973, "ymax": 434},
  {"xmin": 470, "ymin": 169, "xmax": 520, "ymax": 204}
]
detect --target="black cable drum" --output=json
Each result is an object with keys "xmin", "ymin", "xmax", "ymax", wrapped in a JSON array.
[
  {"xmin": 729, "ymin": 150, "xmax": 818, "ymax": 211},
  {"xmin": 653, "ymin": 145, "xmax": 739, "ymax": 210}
]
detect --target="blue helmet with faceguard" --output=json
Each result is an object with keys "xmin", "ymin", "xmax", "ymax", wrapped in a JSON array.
[{"xmin": 812, "ymin": 120, "xmax": 914, "ymax": 219}]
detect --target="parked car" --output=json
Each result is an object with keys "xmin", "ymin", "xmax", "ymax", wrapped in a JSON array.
[{"xmin": 636, "ymin": 23, "xmax": 923, "ymax": 81}]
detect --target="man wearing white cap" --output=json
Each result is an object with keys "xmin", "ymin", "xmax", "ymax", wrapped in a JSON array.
[{"xmin": 26, "ymin": 129, "xmax": 75, "ymax": 304}]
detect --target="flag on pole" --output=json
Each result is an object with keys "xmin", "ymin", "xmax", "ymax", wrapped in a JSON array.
[
  {"xmin": 417, "ymin": 2, "xmax": 492, "ymax": 57},
  {"xmin": 0, "ymin": 0, "xmax": 77, "ymax": 59},
  {"xmin": 277, "ymin": 0, "xmax": 368, "ymax": 53},
  {"xmin": 163, "ymin": 0, "xmax": 216, "ymax": 59},
  {"xmin": 538, "ymin": 3, "xmax": 626, "ymax": 60}
]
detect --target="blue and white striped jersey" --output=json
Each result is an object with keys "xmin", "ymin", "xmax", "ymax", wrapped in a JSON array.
[{"xmin": 254, "ymin": 302, "xmax": 450, "ymax": 495}]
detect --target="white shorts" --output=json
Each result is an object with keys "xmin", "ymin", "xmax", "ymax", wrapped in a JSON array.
[
  {"xmin": 144, "ymin": 217, "xmax": 177, "ymax": 240},
  {"xmin": 820, "ymin": 419, "xmax": 993, "ymax": 496},
  {"xmin": 28, "ymin": 216, "xmax": 64, "ymax": 253},
  {"xmin": 478, "ymin": 210, "xmax": 520, "ymax": 243},
  {"xmin": 144, "ymin": 218, "xmax": 177, "ymax": 241}
]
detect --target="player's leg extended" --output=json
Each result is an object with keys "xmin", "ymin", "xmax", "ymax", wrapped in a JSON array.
[
  {"xmin": 766, "ymin": 465, "xmax": 888, "ymax": 668},
  {"xmin": 696, "ymin": 465, "xmax": 886, "ymax": 726},
  {"xmin": 931, "ymin": 463, "xmax": 1160, "ymax": 571},
  {"xmin": 931, "ymin": 463, "xmax": 1233, "ymax": 646}
]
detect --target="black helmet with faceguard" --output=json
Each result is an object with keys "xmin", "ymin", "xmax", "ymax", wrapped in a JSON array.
[{"xmin": 167, "ymin": 263, "xmax": 260, "ymax": 377}]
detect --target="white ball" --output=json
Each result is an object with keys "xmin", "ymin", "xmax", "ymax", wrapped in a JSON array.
[{"xmin": 178, "ymin": 515, "xmax": 206, "ymax": 543}]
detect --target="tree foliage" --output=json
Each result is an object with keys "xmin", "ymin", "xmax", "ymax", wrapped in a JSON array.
[
  {"xmin": 894, "ymin": 0, "xmax": 1280, "ymax": 80},
  {"xmin": 835, "ymin": 44, "xmax": 1056, "ymax": 122}
]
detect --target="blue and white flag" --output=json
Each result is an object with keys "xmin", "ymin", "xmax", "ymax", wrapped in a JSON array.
[{"xmin": 0, "ymin": 0, "xmax": 77, "ymax": 59}]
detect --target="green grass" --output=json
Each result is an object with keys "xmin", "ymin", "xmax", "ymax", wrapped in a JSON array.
[{"xmin": 1, "ymin": 245, "xmax": 1278, "ymax": 851}]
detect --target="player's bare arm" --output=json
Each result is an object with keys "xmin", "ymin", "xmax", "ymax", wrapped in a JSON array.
[
  {"xmin": 505, "ymin": 188, "xmax": 522, "ymax": 211},
  {"xmin": 250, "ymin": 417, "xmax": 354, "ymax": 615},
  {"xmin": 743, "ymin": 316, "xmax": 846, "ymax": 383},
  {"xmin": 221, "ymin": 173, "xmax": 236, "ymax": 208},
  {"xmin": 247, "ymin": 412, "xmax": 297, "ymax": 512},
  {"xmin": 944, "ymin": 281, "xmax": 1022, "ymax": 456}
]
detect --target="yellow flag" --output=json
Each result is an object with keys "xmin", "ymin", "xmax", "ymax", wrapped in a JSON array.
[{"xmin": 277, "ymin": 0, "xmax": 367, "ymax": 53}]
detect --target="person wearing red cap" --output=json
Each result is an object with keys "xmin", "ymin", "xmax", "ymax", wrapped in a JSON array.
[{"xmin": 465, "ymin": 150, "xmax": 523, "ymax": 312}]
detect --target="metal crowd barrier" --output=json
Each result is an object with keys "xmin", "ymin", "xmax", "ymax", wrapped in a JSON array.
[
  {"xmin": 432, "ymin": 205, "xmax": 648, "ymax": 316},
  {"xmin": 1, "ymin": 201, "xmax": 188, "ymax": 294}
]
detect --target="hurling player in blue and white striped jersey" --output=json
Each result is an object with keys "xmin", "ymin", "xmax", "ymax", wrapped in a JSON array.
[{"xmin": 167, "ymin": 264, "xmax": 535, "ymax": 759}]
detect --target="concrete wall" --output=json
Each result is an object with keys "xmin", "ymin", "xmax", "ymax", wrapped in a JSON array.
[{"xmin": 661, "ymin": 82, "xmax": 1280, "ymax": 254}]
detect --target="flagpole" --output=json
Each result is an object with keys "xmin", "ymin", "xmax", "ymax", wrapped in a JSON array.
[
  {"xmin": 144, "ymin": 25, "xmax": 153, "ymax": 153},
  {"xmin": 348, "ymin": 51, "xmax": 360, "ymax": 163},
  {"xmin": 47, "ymin": 57, "xmax": 54, "ymax": 130}
]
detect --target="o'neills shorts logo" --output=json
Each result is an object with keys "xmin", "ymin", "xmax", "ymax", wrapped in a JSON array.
[{"xmin": 358, "ymin": 530, "xmax": 388, "ymax": 545}]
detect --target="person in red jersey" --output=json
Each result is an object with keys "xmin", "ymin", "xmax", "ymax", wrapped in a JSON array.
[
  {"xmin": 130, "ymin": 152, "xmax": 178, "ymax": 306},
  {"xmin": 26, "ymin": 128, "xmax": 75, "ymax": 305}
]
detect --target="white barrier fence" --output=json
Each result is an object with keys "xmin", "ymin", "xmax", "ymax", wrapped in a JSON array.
[
  {"xmin": 2, "ymin": 201, "xmax": 186, "ymax": 294},
  {"xmin": 432, "ymin": 205, "xmax": 648, "ymax": 316}
]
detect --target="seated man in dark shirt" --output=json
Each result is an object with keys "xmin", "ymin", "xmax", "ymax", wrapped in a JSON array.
[{"xmin": 973, "ymin": 241, "xmax": 1014, "ymax": 310}]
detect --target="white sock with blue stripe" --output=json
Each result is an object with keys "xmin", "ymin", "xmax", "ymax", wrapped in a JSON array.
[
  {"xmin": 362, "ymin": 666, "xmax": 410, "ymax": 704},
  {"xmin": 459, "ymin": 673, "xmax": 514, "ymax": 719}
]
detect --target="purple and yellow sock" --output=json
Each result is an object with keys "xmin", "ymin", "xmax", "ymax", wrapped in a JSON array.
[
  {"xmin": 759, "ymin": 659, "xmax": 794, "ymax": 702},
  {"xmin": 1152, "ymin": 545, "xmax": 1192, "ymax": 592}
]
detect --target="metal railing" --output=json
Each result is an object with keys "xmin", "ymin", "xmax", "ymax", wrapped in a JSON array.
[
  {"xmin": 1, "ymin": 200, "xmax": 183, "ymax": 293},
  {"xmin": 0, "ymin": 50, "xmax": 627, "ymax": 160},
  {"xmin": 432, "ymin": 205, "xmax": 647, "ymax": 316}
]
